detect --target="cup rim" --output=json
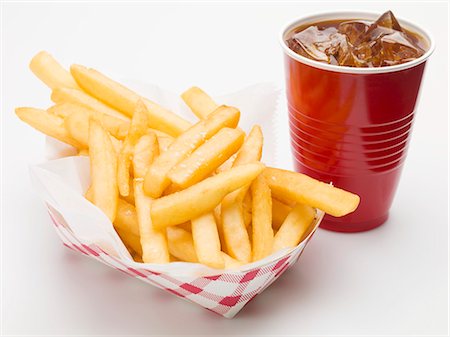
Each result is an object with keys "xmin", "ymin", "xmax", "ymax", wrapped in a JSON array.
[{"xmin": 280, "ymin": 11, "xmax": 435, "ymax": 74}]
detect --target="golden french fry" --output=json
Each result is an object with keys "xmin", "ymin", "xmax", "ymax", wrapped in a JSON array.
[
  {"xmin": 221, "ymin": 252, "xmax": 244, "ymax": 269},
  {"xmin": 168, "ymin": 128, "xmax": 245, "ymax": 188},
  {"xmin": 221, "ymin": 125, "xmax": 264, "ymax": 263},
  {"xmin": 221, "ymin": 201, "xmax": 251, "ymax": 262},
  {"xmin": 78, "ymin": 148, "xmax": 89, "ymax": 156},
  {"xmin": 118, "ymin": 100, "xmax": 149, "ymax": 196},
  {"xmin": 242, "ymin": 191, "xmax": 252, "ymax": 227},
  {"xmin": 70, "ymin": 64, "xmax": 191, "ymax": 136},
  {"xmin": 114, "ymin": 199, "xmax": 139, "ymax": 237},
  {"xmin": 134, "ymin": 181, "xmax": 170, "ymax": 263},
  {"xmin": 85, "ymin": 185, "xmax": 94, "ymax": 203},
  {"xmin": 51, "ymin": 87, "xmax": 129, "ymax": 121},
  {"xmin": 177, "ymin": 222, "xmax": 192, "ymax": 232},
  {"xmin": 89, "ymin": 120, "xmax": 118, "ymax": 221},
  {"xmin": 29, "ymin": 51, "xmax": 79, "ymax": 90},
  {"xmin": 263, "ymin": 167, "xmax": 360, "ymax": 217},
  {"xmin": 156, "ymin": 134, "xmax": 173, "ymax": 153},
  {"xmin": 15, "ymin": 107, "xmax": 82, "ymax": 148},
  {"xmin": 166, "ymin": 227, "xmax": 198, "ymax": 263},
  {"xmin": 191, "ymin": 213, "xmax": 224, "ymax": 269},
  {"xmin": 151, "ymin": 162, "xmax": 264, "ymax": 229},
  {"xmin": 133, "ymin": 133, "xmax": 159, "ymax": 179},
  {"xmin": 64, "ymin": 111, "xmax": 122, "ymax": 152},
  {"xmin": 49, "ymin": 103, "xmax": 130, "ymax": 139},
  {"xmin": 116, "ymin": 228, "xmax": 142, "ymax": 257},
  {"xmin": 233, "ymin": 125, "xmax": 263, "ymax": 166},
  {"xmin": 272, "ymin": 198, "xmax": 292, "ymax": 230},
  {"xmin": 144, "ymin": 105, "xmax": 240, "ymax": 198},
  {"xmin": 251, "ymin": 175, "xmax": 274, "ymax": 261},
  {"xmin": 181, "ymin": 86, "xmax": 218, "ymax": 119},
  {"xmin": 272, "ymin": 203, "xmax": 315, "ymax": 252},
  {"xmin": 121, "ymin": 179, "xmax": 135, "ymax": 205},
  {"xmin": 216, "ymin": 153, "xmax": 237, "ymax": 173}
]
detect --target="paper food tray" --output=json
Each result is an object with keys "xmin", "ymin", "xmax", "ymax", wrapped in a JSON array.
[{"xmin": 29, "ymin": 83, "xmax": 324, "ymax": 318}]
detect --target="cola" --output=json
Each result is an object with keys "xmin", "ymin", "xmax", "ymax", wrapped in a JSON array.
[{"xmin": 287, "ymin": 11, "xmax": 426, "ymax": 67}]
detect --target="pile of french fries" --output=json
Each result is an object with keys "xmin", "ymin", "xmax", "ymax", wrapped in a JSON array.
[{"xmin": 16, "ymin": 51, "xmax": 360, "ymax": 269}]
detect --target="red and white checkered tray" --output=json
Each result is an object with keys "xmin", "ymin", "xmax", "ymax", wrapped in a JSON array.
[{"xmin": 30, "ymin": 156, "xmax": 324, "ymax": 318}]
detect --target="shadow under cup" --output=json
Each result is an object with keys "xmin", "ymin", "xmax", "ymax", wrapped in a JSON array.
[{"xmin": 280, "ymin": 12, "xmax": 434, "ymax": 232}]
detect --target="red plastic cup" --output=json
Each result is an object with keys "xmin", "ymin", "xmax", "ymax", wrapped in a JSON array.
[{"xmin": 280, "ymin": 12, "xmax": 434, "ymax": 232}]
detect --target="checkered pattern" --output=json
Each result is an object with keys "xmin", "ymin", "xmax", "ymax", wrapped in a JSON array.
[{"xmin": 46, "ymin": 204, "xmax": 317, "ymax": 318}]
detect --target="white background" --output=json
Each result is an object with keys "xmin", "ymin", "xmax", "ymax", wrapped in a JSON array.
[{"xmin": 1, "ymin": 1, "xmax": 448, "ymax": 336}]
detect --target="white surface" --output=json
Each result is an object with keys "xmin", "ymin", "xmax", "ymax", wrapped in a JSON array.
[{"xmin": 1, "ymin": 2, "xmax": 448, "ymax": 336}]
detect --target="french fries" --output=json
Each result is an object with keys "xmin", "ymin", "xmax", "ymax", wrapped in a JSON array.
[
  {"xmin": 15, "ymin": 107, "xmax": 83, "ymax": 149},
  {"xmin": 272, "ymin": 204, "xmax": 315, "ymax": 252},
  {"xmin": 167, "ymin": 227, "xmax": 199, "ymax": 263},
  {"xmin": 263, "ymin": 167, "xmax": 360, "ymax": 217},
  {"xmin": 114, "ymin": 199, "xmax": 139, "ymax": 237},
  {"xmin": 50, "ymin": 103, "xmax": 130, "ymax": 139},
  {"xmin": 29, "ymin": 51, "xmax": 80, "ymax": 90},
  {"xmin": 181, "ymin": 86, "xmax": 218, "ymax": 119},
  {"xmin": 221, "ymin": 201, "xmax": 251, "ymax": 262},
  {"xmin": 51, "ymin": 87, "xmax": 129, "ymax": 121},
  {"xmin": 117, "ymin": 100, "xmax": 149, "ymax": 196},
  {"xmin": 88, "ymin": 120, "xmax": 118, "ymax": 222},
  {"xmin": 133, "ymin": 133, "xmax": 159, "ymax": 179},
  {"xmin": 143, "ymin": 105, "xmax": 240, "ymax": 198},
  {"xmin": 134, "ymin": 181, "xmax": 170, "ymax": 263},
  {"xmin": 64, "ymin": 112, "xmax": 123, "ymax": 152},
  {"xmin": 70, "ymin": 64, "xmax": 191, "ymax": 136},
  {"xmin": 272, "ymin": 198, "xmax": 292, "ymax": 230},
  {"xmin": 221, "ymin": 125, "xmax": 264, "ymax": 262},
  {"xmin": 191, "ymin": 213, "xmax": 224, "ymax": 268},
  {"xmin": 132, "ymin": 132, "xmax": 170, "ymax": 264},
  {"xmin": 251, "ymin": 175, "xmax": 273, "ymax": 261},
  {"xmin": 17, "ymin": 55, "xmax": 362, "ymax": 270},
  {"xmin": 151, "ymin": 162, "xmax": 265, "ymax": 229},
  {"xmin": 168, "ymin": 127, "xmax": 245, "ymax": 188}
]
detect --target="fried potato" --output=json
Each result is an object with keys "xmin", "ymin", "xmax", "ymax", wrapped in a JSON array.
[
  {"xmin": 15, "ymin": 107, "xmax": 82, "ymax": 148},
  {"xmin": 191, "ymin": 212, "xmax": 224, "ymax": 269},
  {"xmin": 118, "ymin": 100, "xmax": 149, "ymax": 196},
  {"xmin": 272, "ymin": 204, "xmax": 315, "ymax": 252},
  {"xmin": 116, "ymin": 228, "xmax": 142, "ymax": 257},
  {"xmin": 64, "ymin": 112, "xmax": 122, "ymax": 152},
  {"xmin": 51, "ymin": 87, "xmax": 129, "ymax": 121},
  {"xmin": 134, "ymin": 181, "xmax": 170, "ymax": 264},
  {"xmin": 29, "ymin": 51, "xmax": 79, "ymax": 90},
  {"xmin": 233, "ymin": 125, "xmax": 263, "ymax": 166},
  {"xmin": 181, "ymin": 86, "xmax": 218, "ymax": 119},
  {"xmin": 49, "ymin": 103, "xmax": 130, "ymax": 139},
  {"xmin": 251, "ymin": 175, "xmax": 273, "ymax": 261},
  {"xmin": 85, "ymin": 185, "xmax": 94, "ymax": 203},
  {"xmin": 133, "ymin": 133, "xmax": 159, "ymax": 179},
  {"xmin": 263, "ymin": 167, "xmax": 360, "ymax": 217},
  {"xmin": 114, "ymin": 199, "xmax": 139, "ymax": 237},
  {"xmin": 221, "ymin": 252, "xmax": 244, "ymax": 269},
  {"xmin": 88, "ymin": 120, "xmax": 118, "ymax": 221},
  {"xmin": 221, "ymin": 125, "xmax": 264, "ymax": 263},
  {"xmin": 168, "ymin": 127, "xmax": 245, "ymax": 188},
  {"xmin": 143, "ymin": 105, "xmax": 240, "ymax": 198},
  {"xmin": 151, "ymin": 162, "xmax": 264, "ymax": 228},
  {"xmin": 78, "ymin": 148, "xmax": 89, "ymax": 156},
  {"xmin": 272, "ymin": 198, "xmax": 292, "ymax": 230},
  {"xmin": 242, "ymin": 191, "xmax": 252, "ymax": 228},
  {"xmin": 221, "ymin": 201, "xmax": 251, "ymax": 262},
  {"xmin": 166, "ymin": 227, "xmax": 198, "ymax": 263},
  {"xmin": 70, "ymin": 64, "xmax": 191, "ymax": 136}
]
